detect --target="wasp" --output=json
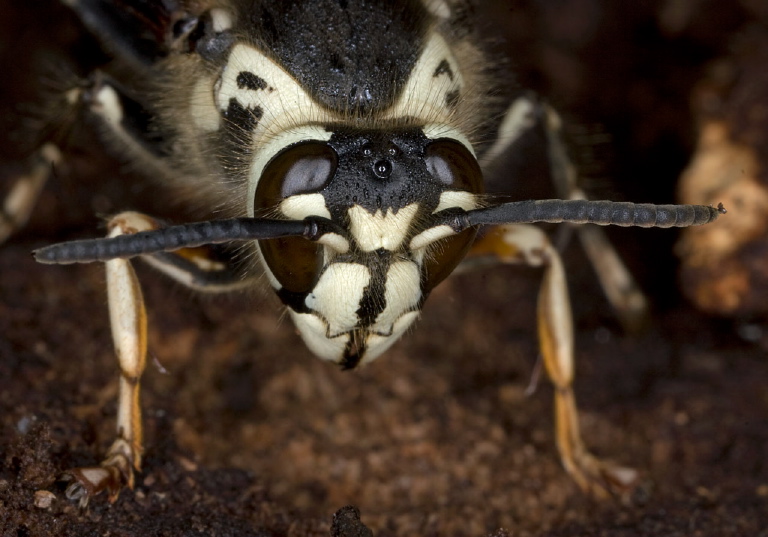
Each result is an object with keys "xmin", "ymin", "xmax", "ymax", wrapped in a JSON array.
[{"xmin": 2, "ymin": 0, "xmax": 722, "ymax": 507}]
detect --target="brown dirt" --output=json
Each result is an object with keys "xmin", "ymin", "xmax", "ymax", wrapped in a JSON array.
[{"xmin": 2, "ymin": 1, "xmax": 768, "ymax": 536}]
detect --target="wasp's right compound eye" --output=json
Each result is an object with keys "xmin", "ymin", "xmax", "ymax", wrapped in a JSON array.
[{"xmin": 256, "ymin": 142, "xmax": 338, "ymax": 207}]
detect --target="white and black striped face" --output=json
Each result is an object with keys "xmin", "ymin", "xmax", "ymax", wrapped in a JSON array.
[
  {"xmin": 196, "ymin": 0, "xmax": 485, "ymax": 367},
  {"xmin": 253, "ymin": 128, "xmax": 483, "ymax": 368}
]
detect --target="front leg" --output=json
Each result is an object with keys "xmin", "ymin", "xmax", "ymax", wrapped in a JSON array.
[
  {"xmin": 469, "ymin": 224, "xmax": 638, "ymax": 499},
  {"xmin": 60, "ymin": 211, "xmax": 255, "ymax": 506},
  {"xmin": 63, "ymin": 213, "xmax": 149, "ymax": 507}
]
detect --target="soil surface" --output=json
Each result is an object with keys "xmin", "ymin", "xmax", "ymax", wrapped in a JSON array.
[{"xmin": 2, "ymin": 1, "xmax": 768, "ymax": 536}]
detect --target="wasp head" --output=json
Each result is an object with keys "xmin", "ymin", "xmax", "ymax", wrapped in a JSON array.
[{"xmin": 253, "ymin": 126, "xmax": 483, "ymax": 369}]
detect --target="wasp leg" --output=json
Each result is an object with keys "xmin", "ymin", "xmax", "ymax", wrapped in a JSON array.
[
  {"xmin": 542, "ymin": 106, "xmax": 649, "ymax": 333},
  {"xmin": 62, "ymin": 213, "xmax": 149, "ymax": 507},
  {"xmin": 0, "ymin": 144, "xmax": 61, "ymax": 244},
  {"xmin": 482, "ymin": 95, "xmax": 649, "ymax": 332},
  {"xmin": 61, "ymin": 211, "xmax": 252, "ymax": 507},
  {"xmin": 467, "ymin": 224, "xmax": 639, "ymax": 499},
  {"xmin": 81, "ymin": 71, "xmax": 180, "ymax": 176}
]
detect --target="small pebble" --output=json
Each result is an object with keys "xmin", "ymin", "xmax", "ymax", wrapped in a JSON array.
[{"xmin": 34, "ymin": 490, "xmax": 56, "ymax": 509}]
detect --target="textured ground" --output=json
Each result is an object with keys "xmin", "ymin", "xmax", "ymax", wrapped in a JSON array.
[{"xmin": 2, "ymin": 1, "xmax": 768, "ymax": 536}]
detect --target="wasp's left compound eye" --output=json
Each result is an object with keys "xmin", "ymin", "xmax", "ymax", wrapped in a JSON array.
[
  {"xmin": 421, "ymin": 139, "xmax": 484, "ymax": 293},
  {"xmin": 425, "ymin": 139, "xmax": 483, "ymax": 193},
  {"xmin": 254, "ymin": 142, "xmax": 338, "ymax": 295}
]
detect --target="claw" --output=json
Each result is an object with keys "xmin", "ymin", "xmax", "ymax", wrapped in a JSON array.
[
  {"xmin": 566, "ymin": 452, "xmax": 639, "ymax": 501},
  {"xmin": 60, "ymin": 438, "xmax": 138, "ymax": 508},
  {"xmin": 61, "ymin": 465, "xmax": 123, "ymax": 508}
]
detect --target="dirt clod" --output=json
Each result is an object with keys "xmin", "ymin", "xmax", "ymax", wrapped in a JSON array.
[{"xmin": 331, "ymin": 506, "xmax": 374, "ymax": 537}]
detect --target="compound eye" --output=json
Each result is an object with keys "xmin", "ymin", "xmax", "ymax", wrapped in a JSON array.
[
  {"xmin": 421, "ymin": 140, "xmax": 483, "ymax": 293},
  {"xmin": 255, "ymin": 142, "xmax": 338, "ymax": 213},
  {"xmin": 281, "ymin": 144, "xmax": 337, "ymax": 198},
  {"xmin": 425, "ymin": 139, "xmax": 483, "ymax": 194},
  {"xmin": 266, "ymin": 142, "xmax": 338, "ymax": 200},
  {"xmin": 253, "ymin": 142, "xmax": 337, "ymax": 294}
]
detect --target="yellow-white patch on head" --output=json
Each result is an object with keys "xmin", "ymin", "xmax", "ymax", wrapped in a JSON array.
[
  {"xmin": 383, "ymin": 33, "xmax": 463, "ymax": 124},
  {"xmin": 362, "ymin": 311, "xmax": 420, "ymax": 365},
  {"xmin": 407, "ymin": 191, "xmax": 478, "ymax": 250},
  {"xmin": 372, "ymin": 261, "xmax": 422, "ymax": 333},
  {"xmin": 190, "ymin": 76, "xmax": 221, "ymax": 132},
  {"xmin": 434, "ymin": 190, "xmax": 478, "ymax": 213},
  {"xmin": 290, "ymin": 311, "xmax": 349, "ymax": 362},
  {"xmin": 279, "ymin": 193, "xmax": 331, "ymax": 220},
  {"xmin": 409, "ymin": 224, "xmax": 456, "ymax": 251},
  {"xmin": 216, "ymin": 44, "xmax": 333, "ymax": 140},
  {"xmin": 278, "ymin": 193, "xmax": 351, "ymax": 252},
  {"xmin": 304, "ymin": 263, "xmax": 370, "ymax": 338},
  {"xmin": 347, "ymin": 203, "xmax": 419, "ymax": 252}
]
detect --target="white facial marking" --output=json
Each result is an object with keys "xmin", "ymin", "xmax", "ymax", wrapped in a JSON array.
[
  {"xmin": 347, "ymin": 203, "xmax": 419, "ymax": 252},
  {"xmin": 279, "ymin": 193, "xmax": 331, "ymax": 220},
  {"xmin": 362, "ymin": 311, "xmax": 420, "ymax": 365},
  {"xmin": 422, "ymin": 124, "xmax": 476, "ymax": 157},
  {"xmin": 217, "ymin": 44, "xmax": 331, "ymax": 139},
  {"xmin": 304, "ymin": 263, "xmax": 370, "ymax": 337},
  {"xmin": 290, "ymin": 311, "xmax": 349, "ymax": 362},
  {"xmin": 373, "ymin": 261, "xmax": 421, "ymax": 333},
  {"xmin": 409, "ymin": 224, "xmax": 456, "ymax": 251},
  {"xmin": 384, "ymin": 33, "xmax": 463, "ymax": 124},
  {"xmin": 190, "ymin": 76, "xmax": 221, "ymax": 132},
  {"xmin": 434, "ymin": 190, "xmax": 478, "ymax": 213},
  {"xmin": 317, "ymin": 233, "xmax": 350, "ymax": 254}
]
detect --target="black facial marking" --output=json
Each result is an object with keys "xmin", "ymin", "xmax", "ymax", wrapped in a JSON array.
[
  {"xmin": 236, "ymin": 71, "xmax": 269, "ymax": 91},
  {"xmin": 433, "ymin": 59, "xmax": 454, "ymax": 81},
  {"xmin": 355, "ymin": 252, "xmax": 389, "ymax": 328},
  {"xmin": 277, "ymin": 288, "xmax": 311, "ymax": 312},
  {"xmin": 445, "ymin": 89, "xmax": 460, "ymax": 109},
  {"xmin": 340, "ymin": 337, "xmax": 366, "ymax": 370},
  {"xmin": 225, "ymin": 98, "xmax": 262, "ymax": 131},
  {"xmin": 246, "ymin": 1, "xmax": 429, "ymax": 113},
  {"xmin": 216, "ymin": 98, "xmax": 262, "ymax": 170},
  {"xmin": 320, "ymin": 128, "xmax": 447, "ymax": 220}
]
